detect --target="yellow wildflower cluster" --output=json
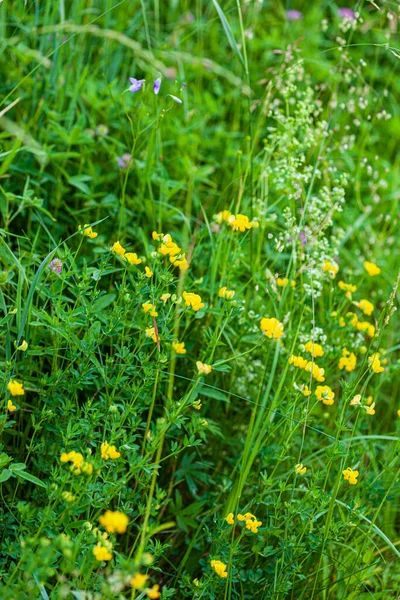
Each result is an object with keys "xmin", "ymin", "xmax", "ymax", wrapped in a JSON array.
[
  {"xmin": 277, "ymin": 277, "xmax": 296, "ymax": 288},
  {"xmin": 315, "ymin": 385, "xmax": 335, "ymax": 405},
  {"xmin": 339, "ymin": 312, "xmax": 375, "ymax": 337},
  {"xmin": 237, "ymin": 512, "xmax": 262, "ymax": 533},
  {"xmin": 322, "ymin": 260, "xmax": 339, "ymax": 278},
  {"xmin": 295, "ymin": 463, "xmax": 307, "ymax": 475},
  {"xmin": 369, "ymin": 353, "xmax": 384, "ymax": 373},
  {"xmin": 7, "ymin": 379, "xmax": 25, "ymax": 396},
  {"xmin": 60, "ymin": 451, "xmax": 93, "ymax": 475},
  {"xmin": 304, "ymin": 341, "xmax": 324, "ymax": 358},
  {"xmin": 93, "ymin": 541, "xmax": 113, "ymax": 561},
  {"xmin": 338, "ymin": 348, "xmax": 357, "ymax": 372},
  {"xmin": 79, "ymin": 224, "xmax": 98, "ymax": 239},
  {"xmin": 7, "ymin": 399, "xmax": 17, "ymax": 412},
  {"xmin": 364, "ymin": 261, "xmax": 380, "ymax": 276},
  {"xmin": 355, "ymin": 299, "xmax": 374, "ymax": 316},
  {"xmin": 260, "ymin": 317, "xmax": 284, "ymax": 340},
  {"xmin": 218, "ymin": 286, "xmax": 235, "ymax": 299},
  {"xmin": 338, "ymin": 280, "xmax": 357, "ymax": 297},
  {"xmin": 288, "ymin": 355, "xmax": 325, "ymax": 382},
  {"xmin": 146, "ymin": 327, "xmax": 157, "ymax": 343},
  {"xmin": 350, "ymin": 394, "xmax": 375, "ymax": 414},
  {"xmin": 111, "ymin": 241, "xmax": 142, "ymax": 265},
  {"xmin": 145, "ymin": 585, "xmax": 160, "ymax": 599},
  {"xmin": 213, "ymin": 209, "xmax": 258, "ymax": 231},
  {"xmin": 196, "ymin": 361, "xmax": 212, "ymax": 374},
  {"xmin": 142, "ymin": 302, "xmax": 158, "ymax": 317},
  {"xmin": 343, "ymin": 467, "xmax": 358, "ymax": 485},
  {"xmin": 131, "ymin": 572, "xmax": 161, "ymax": 597},
  {"xmin": 210, "ymin": 559, "xmax": 228, "ymax": 578},
  {"xmin": 153, "ymin": 232, "xmax": 189, "ymax": 270},
  {"xmin": 172, "ymin": 341, "xmax": 186, "ymax": 354},
  {"xmin": 99, "ymin": 510, "xmax": 129, "ymax": 534},
  {"xmin": 101, "ymin": 441, "xmax": 121, "ymax": 460},
  {"xmin": 182, "ymin": 291, "xmax": 204, "ymax": 311}
]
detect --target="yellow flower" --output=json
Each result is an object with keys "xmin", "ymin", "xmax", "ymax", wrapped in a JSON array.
[
  {"xmin": 79, "ymin": 224, "xmax": 98, "ymax": 239},
  {"xmin": 99, "ymin": 510, "xmax": 129, "ymax": 534},
  {"xmin": 7, "ymin": 379, "xmax": 25, "ymax": 396},
  {"xmin": 145, "ymin": 327, "xmax": 157, "ymax": 343},
  {"xmin": 170, "ymin": 254, "xmax": 189, "ymax": 270},
  {"xmin": 315, "ymin": 385, "xmax": 335, "ymax": 405},
  {"xmin": 182, "ymin": 291, "xmax": 204, "ymax": 311},
  {"xmin": 304, "ymin": 341, "xmax": 324, "ymax": 358},
  {"xmin": 305, "ymin": 361, "xmax": 325, "ymax": 382},
  {"xmin": 369, "ymin": 353, "xmax": 384, "ymax": 373},
  {"xmin": 364, "ymin": 261, "xmax": 380, "ymax": 276},
  {"xmin": 350, "ymin": 394, "xmax": 361, "ymax": 406},
  {"xmin": 111, "ymin": 241, "xmax": 126, "ymax": 257},
  {"xmin": 7, "ymin": 399, "xmax": 16, "ymax": 412},
  {"xmin": 131, "ymin": 573, "xmax": 149, "ymax": 590},
  {"xmin": 364, "ymin": 402, "xmax": 376, "ymax": 415},
  {"xmin": 145, "ymin": 266, "xmax": 153, "ymax": 278},
  {"xmin": 142, "ymin": 303, "xmax": 158, "ymax": 317},
  {"xmin": 237, "ymin": 512, "xmax": 262, "ymax": 533},
  {"xmin": 338, "ymin": 348, "xmax": 357, "ymax": 372},
  {"xmin": 276, "ymin": 277, "xmax": 289, "ymax": 287},
  {"xmin": 322, "ymin": 260, "xmax": 339, "ymax": 278},
  {"xmin": 160, "ymin": 293, "xmax": 171, "ymax": 303},
  {"xmin": 158, "ymin": 240, "xmax": 181, "ymax": 257},
  {"xmin": 397, "ymin": 410, "xmax": 400, "ymax": 417},
  {"xmin": 172, "ymin": 341, "xmax": 186, "ymax": 354},
  {"xmin": 356, "ymin": 299, "xmax": 374, "ymax": 316},
  {"xmin": 227, "ymin": 213, "xmax": 253, "ymax": 232},
  {"xmin": 218, "ymin": 286, "xmax": 235, "ymax": 299},
  {"xmin": 357, "ymin": 321, "xmax": 375, "ymax": 337},
  {"xmin": 288, "ymin": 355, "xmax": 308, "ymax": 369},
  {"xmin": 60, "ymin": 450, "xmax": 90, "ymax": 474},
  {"xmin": 225, "ymin": 513, "xmax": 234, "ymax": 525},
  {"xmin": 343, "ymin": 467, "xmax": 358, "ymax": 485},
  {"xmin": 146, "ymin": 584, "xmax": 160, "ymax": 599},
  {"xmin": 295, "ymin": 463, "xmax": 307, "ymax": 475},
  {"xmin": 210, "ymin": 559, "xmax": 228, "ymax": 578},
  {"xmin": 17, "ymin": 340, "xmax": 28, "ymax": 351},
  {"xmin": 338, "ymin": 281, "xmax": 357, "ymax": 294},
  {"xmin": 93, "ymin": 542, "xmax": 113, "ymax": 561},
  {"xmin": 101, "ymin": 441, "xmax": 121, "ymax": 460},
  {"xmin": 152, "ymin": 231, "xmax": 163, "ymax": 240},
  {"xmin": 125, "ymin": 252, "xmax": 142, "ymax": 265},
  {"xmin": 366, "ymin": 395, "xmax": 373, "ymax": 405},
  {"xmin": 214, "ymin": 210, "xmax": 232, "ymax": 224},
  {"xmin": 260, "ymin": 317, "xmax": 284, "ymax": 340},
  {"xmin": 301, "ymin": 385, "xmax": 312, "ymax": 397},
  {"xmin": 196, "ymin": 361, "xmax": 212, "ymax": 374}
]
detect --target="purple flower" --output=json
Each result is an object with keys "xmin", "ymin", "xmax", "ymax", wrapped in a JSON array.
[
  {"xmin": 299, "ymin": 232, "xmax": 307, "ymax": 245},
  {"xmin": 338, "ymin": 7, "xmax": 356, "ymax": 20},
  {"xmin": 153, "ymin": 78, "xmax": 162, "ymax": 95},
  {"xmin": 128, "ymin": 77, "xmax": 145, "ymax": 93},
  {"xmin": 286, "ymin": 9, "xmax": 303, "ymax": 21},
  {"xmin": 116, "ymin": 153, "xmax": 132, "ymax": 169},
  {"xmin": 49, "ymin": 258, "xmax": 63, "ymax": 274},
  {"xmin": 168, "ymin": 94, "xmax": 182, "ymax": 104}
]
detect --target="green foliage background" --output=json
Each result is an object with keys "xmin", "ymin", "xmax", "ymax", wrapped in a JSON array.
[{"xmin": 1, "ymin": 0, "xmax": 400, "ymax": 598}]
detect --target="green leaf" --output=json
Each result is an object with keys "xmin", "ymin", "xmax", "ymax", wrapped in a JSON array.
[
  {"xmin": 0, "ymin": 469, "xmax": 12, "ymax": 483},
  {"xmin": 211, "ymin": 0, "xmax": 245, "ymax": 69},
  {"xmin": 11, "ymin": 465, "xmax": 46, "ymax": 488}
]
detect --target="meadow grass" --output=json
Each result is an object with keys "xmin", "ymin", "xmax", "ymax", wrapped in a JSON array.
[{"xmin": 1, "ymin": 0, "xmax": 400, "ymax": 598}]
